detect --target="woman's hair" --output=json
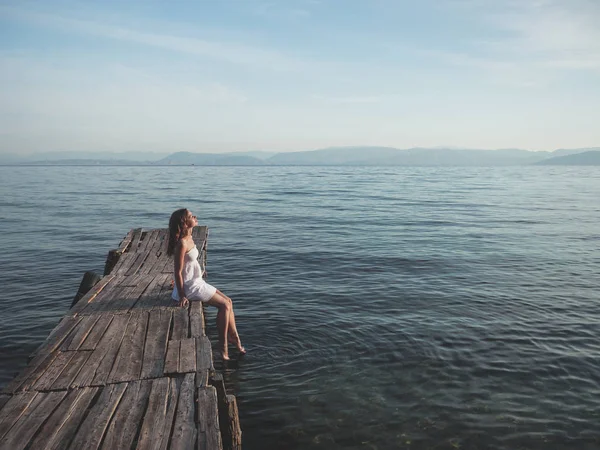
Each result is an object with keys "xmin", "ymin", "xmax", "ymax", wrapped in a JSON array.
[{"xmin": 167, "ymin": 208, "xmax": 189, "ymax": 257}]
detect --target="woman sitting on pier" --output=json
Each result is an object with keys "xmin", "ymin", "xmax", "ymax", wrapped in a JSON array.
[{"xmin": 167, "ymin": 208, "xmax": 245, "ymax": 361}]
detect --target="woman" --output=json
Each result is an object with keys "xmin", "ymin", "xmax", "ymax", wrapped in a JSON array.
[{"xmin": 167, "ymin": 208, "xmax": 245, "ymax": 360}]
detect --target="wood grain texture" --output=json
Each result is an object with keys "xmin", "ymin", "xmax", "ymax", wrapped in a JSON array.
[
  {"xmin": 170, "ymin": 373, "xmax": 197, "ymax": 450},
  {"xmin": 61, "ymin": 315, "xmax": 101, "ymax": 351},
  {"xmin": 107, "ymin": 311, "xmax": 148, "ymax": 383},
  {"xmin": 196, "ymin": 336, "xmax": 214, "ymax": 372},
  {"xmin": 34, "ymin": 351, "xmax": 76, "ymax": 391},
  {"xmin": 68, "ymin": 383, "xmax": 127, "ymax": 450},
  {"xmin": 179, "ymin": 338, "xmax": 196, "ymax": 373},
  {"xmin": 136, "ymin": 377, "xmax": 174, "ymax": 450},
  {"xmin": 0, "ymin": 392, "xmax": 38, "ymax": 440},
  {"xmin": 90, "ymin": 314, "xmax": 132, "ymax": 386},
  {"xmin": 141, "ymin": 310, "xmax": 171, "ymax": 379},
  {"xmin": 190, "ymin": 301, "xmax": 205, "ymax": 337},
  {"xmin": 50, "ymin": 351, "xmax": 92, "ymax": 391},
  {"xmin": 1, "ymin": 351, "xmax": 59, "ymax": 394},
  {"xmin": 164, "ymin": 340, "xmax": 180, "ymax": 375},
  {"xmin": 30, "ymin": 316, "xmax": 82, "ymax": 359},
  {"xmin": 79, "ymin": 315, "xmax": 114, "ymax": 351},
  {"xmin": 197, "ymin": 387, "xmax": 222, "ymax": 450},
  {"xmin": 72, "ymin": 314, "xmax": 130, "ymax": 388},
  {"xmin": 100, "ymin": 380, "xmax": 152, "ymax": 450},
  {"xmin": 28, "ymin": 387, "xmax": 99, "ymax": 450},
  {"xmin": 172, "ymin": 308, "xmax": 189, "ymax": 340},
  {"xmin": 0, "ymin": 390, "xmax": 67, "ymax": 450},
  {"xmin": 70, "ymin": 275, "xmax": 116, "ymax": 314}
]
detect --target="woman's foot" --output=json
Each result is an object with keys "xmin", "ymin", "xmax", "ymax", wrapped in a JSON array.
[
  {"xmin": 229, "ymin": 333, "xmax": 246, "ymax": 355},
  {"xmin": 222, "ymin": 349, "xmax": 230, "ymax": 361}
]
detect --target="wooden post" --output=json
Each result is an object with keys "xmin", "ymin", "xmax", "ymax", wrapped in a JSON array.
[
  {"xmin": 103, "ymin": 249, "xmax": 123, "ymax": 276},
  {"xmin": 209, "ymin": 373, "xmax": 242, "ymax": 450},
  {"xmin": 71, "ymin": 271, "xmax": 102, "ymax": 307}
]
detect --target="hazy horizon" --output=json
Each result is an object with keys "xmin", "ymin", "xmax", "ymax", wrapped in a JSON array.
[{"xmin": 1, "ymin": 0, "xmax": 600, "ymax": 154}]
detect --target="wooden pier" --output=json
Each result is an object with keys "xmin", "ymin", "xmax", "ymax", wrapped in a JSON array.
[{"xmin": 0, "ymin": 227, "xmax": 241, "ymax": 450}]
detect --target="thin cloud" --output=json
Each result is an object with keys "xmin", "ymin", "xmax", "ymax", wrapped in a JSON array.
[
  {"xmin": 454, "ymin": 0, "xmax": 600, "ymax": 71},
  {"xmin": 0, "ymin": 5, "xmax": 312, "ymax": 72},
  {"xmin": 312, "ymin": 94, "xmax": 385, "ymax": 104}
]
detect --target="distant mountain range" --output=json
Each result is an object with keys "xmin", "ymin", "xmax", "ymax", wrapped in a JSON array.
[{"xmin": 2, "ymin": 147, "xmax": 599, "ymax": 166}]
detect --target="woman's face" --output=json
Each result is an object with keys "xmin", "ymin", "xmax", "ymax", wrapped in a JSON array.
[{"xmin": 185, "ymin": 210, "xmax": 198, "ymax": 228}]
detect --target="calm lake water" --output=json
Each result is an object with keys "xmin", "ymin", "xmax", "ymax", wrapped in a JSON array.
[{"xmin": 1, "ymin": 165, "xmax": 599, "ymax": 449}]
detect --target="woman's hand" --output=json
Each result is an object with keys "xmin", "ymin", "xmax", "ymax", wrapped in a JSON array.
[{"xmin": 178, "ymin": 296, "xmax": 189, "ymax": 308}]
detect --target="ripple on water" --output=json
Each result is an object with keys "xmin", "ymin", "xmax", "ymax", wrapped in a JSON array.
[{"xmin": 1, "ymin": 166, "xmax": 600, "ymax": 450}]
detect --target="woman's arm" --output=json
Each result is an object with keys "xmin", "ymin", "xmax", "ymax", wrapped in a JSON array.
[{"xmin": 173, "ymin": 242, "xmax": 189, "ymax": 307}]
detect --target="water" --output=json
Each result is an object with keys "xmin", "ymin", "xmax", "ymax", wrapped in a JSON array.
[{"xmin": 1, "ymin": 165, "xmax": 599, "ymax": 449}]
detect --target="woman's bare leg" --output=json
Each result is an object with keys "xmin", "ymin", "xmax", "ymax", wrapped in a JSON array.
[
  {"xmin": 205, "ymin": 292, "xmax": 231, "ymax": 360},
  {"xmin": 216, "ymin": 290, "xmax": 245, "ymax": 354},
  {"xmin": 217, "ymin": 290, "xmax": 245, "ymax": 353}
]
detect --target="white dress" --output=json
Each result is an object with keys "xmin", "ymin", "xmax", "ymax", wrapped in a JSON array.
[{"xmin": 172, "ymin": 245, "xmax": 217, "ymax": 302}]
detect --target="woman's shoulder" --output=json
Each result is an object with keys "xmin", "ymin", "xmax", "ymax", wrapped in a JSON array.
[{"xmin": 180, "ymin": 236, "xmax": 195, "ymax": 252}]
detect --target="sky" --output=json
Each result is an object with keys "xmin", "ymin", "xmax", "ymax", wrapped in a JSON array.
[{"xmin": 1, "ymin": 0, "xmax": 599, "ymax": 154}]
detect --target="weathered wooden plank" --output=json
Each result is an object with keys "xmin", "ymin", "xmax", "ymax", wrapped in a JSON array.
[
  {"xmin": 159, "ymin": 253, "xmax": 175, "ymax": 274},
  {"xmin": 196, "ymin": 369, "xmax": 209, "ymax": 389},
  {"xmin": 0, "ymin": 396, "xmax": 9, "ymax": 410},
  {"xmin": 92, "ymin": 284, "xmax": 136, "ymax": 314},
  {"xmin": 126, "ymin": 274, "xmax": 159, "ymax": 310},
  {"xmin": 170, "ymin": 373, "xmax": 197, "ymax": 450},
  {"xmin": 137, "ymin": 231, "xmax": 164, "ymax": 275},
  {"xmin": 164, "ymin": 340, "xmax": 180, "ymax": 375},
  {"xmin": 117, "ymin": 229, "xmax": 136, "ymax": 252},
  {"xmin": 0, "ymin": 390, "xmax": 67, "ymax": 450},
  {"xmin": 126, "ymin": 230, "xmax": 160, "ymax": 276},
  {"xmin": 90, "ymin": 314, "xmax": 131, "ymax": 386},
  {"xmin": 61, "ymin": 315, "xmax": 101, "ymax": 351},
  {"xmin": 118, "ymin": 272, "xmax": 144, "ymax": 287},
  {"xmin": 75, "ymin": 278, "xmax": 129, "ymax": 315},
  {"xmin": 102, "ymin": 274, "xmax": 154, "ymax": 313},
  {"xmin": 0, "ymin": 392, "xmax": 38, "ymax": 440},
  {"xmin": 210, "ymin": 374, "xmax": 242, "ymax": 450},
  {"xmin": 133, "ymin": 273, "xmax": 167, "ymax": 310},
  {"xmin": 72, "ymin": 314, "xmax": 130, "ymax": 388},
  {"xmin": 139, "ymin": 237, "xmax": 168, "ymax": 276},
  {"xmin": 172, "ymin": 308, "xmax": 189, "ymax": 340},
  {"xmin": 136, "ymin": 377, "xmax": 174, "ymax": 450},
  {"xmin": 79, "ymin": 315, "xmax": 114, "ymax": 351},
  {"xmin": 190, "ymin": 301, "xmax": 205, "ymax": 337},
  {"xmin": 157, "ymin": 228, "xmax": 169, "ymax": 253},
  {"xmin": 70, "ymin": 275, "xmax": 116, "ymax": 315},
  {"xmin": 107, "ymin": 311, "xmax": 148, "ymax": 383},
  {"xmin": 156, "ymin": 377, "xmax": 180, "ymax": 450},
  {"xmin": 28, "ymin": 387, "xmax": 99, "ymax": 450},
  {"xmin": 192, "ymin": 226, "xmax": 208, "ymax": 246},
  {"xmin": 75, "ymin": 277, "xmax": 128, "ymax": 315},
  {"xmin": 179, "ymin": 338, "xmax": 196, "ymax": 373},
  {"xmin": 152, "ymin": 274, "xmax": 176, "ymax": 308},
  {"xmin": 196, "ymin": 336, "xmax": 213, "ymax": 372},
  {"xmin": 68, "ymin": 383, "xmax": 127, "ymax": 450},
  {"xmin": 50, "ymin": 351, "xmax": 92, "ymax": 391},
  {"xmin": 1, "ymin": 350, "xmax": 59, "ymax": 394},
  {"xmin": 197, "ymin": 387, "xmax": 222, "ymax": 450},
  {"xmin": 129, "ymin": 227, "xmax": 144, "ymax": 251},
  {"xmin": 114, "ymin": 252, "xmax": 143, "ymax": 276},
  {"xmin": 100, "ymin": 380, "xmax": 152, "ymax": 450},
  {"xmin": 31, "ymin": 316, "xmax": 82, "ymax": 359},
  {"xmin": 126, "ymin": 252, "xmax": 150, "ymax": 276},
  {"xmin": 225, "ymin": 395, "xmax": 242, "ymax": 450},
  {"xmin": 141, "ymin": 310, "xmax": 171, "ymax": 379},
  {"xmin": 138, "ymin": 229, "xmax": 159, "ymax": 254},
  {"xmin": 34, "ymin": 351, "xmax": 76, "ymax": 391}
]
